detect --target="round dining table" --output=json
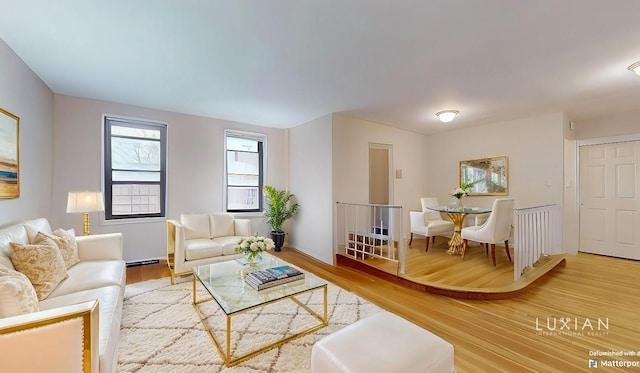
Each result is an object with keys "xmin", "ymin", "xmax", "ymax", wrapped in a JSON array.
[{"xmin": 426, "ymin": 206, "xmax": 491, "ymax": 257}]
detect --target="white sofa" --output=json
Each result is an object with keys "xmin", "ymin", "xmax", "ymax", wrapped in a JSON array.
[
  {"xmin": 0, "ymin": 218, "xmax": 126, "ymax": 373},
  {"xmin": 166, "ymin": 213, "xmax": 252, "ymax": 284}
]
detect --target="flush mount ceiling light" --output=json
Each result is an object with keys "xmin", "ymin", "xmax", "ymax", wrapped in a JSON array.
[
  {"xmin": 435, "ymin": 110, "xmax": 459, "ymax": 123},
  {"xmin": 627, "ymin": 61, "xmax": 640, "ymax": 76}
]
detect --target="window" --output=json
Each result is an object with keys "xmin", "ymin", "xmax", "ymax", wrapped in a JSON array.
[
  {"xmin": 225, "ymin": 131, "xmax": 265, "ymax": 212},
  {"xmin": 104, "ymin": 116, "xmax": 167, "ymax": 219}
]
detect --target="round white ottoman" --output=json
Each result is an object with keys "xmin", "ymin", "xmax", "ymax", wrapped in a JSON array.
[{"xmin": 311, "ymin": 311, "xmax": 455, "ymax": 373}]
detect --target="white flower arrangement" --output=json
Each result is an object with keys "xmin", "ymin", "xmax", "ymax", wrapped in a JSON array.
[
  {"xmin": 235, "ymin": 234, "xmax": 275, "ymax": 262},
  {"xmin": 450, "ymin": 181, "xmax": 475, "ymax": 199},
  {"xmin": 450, "ymin": 187, "xmax": 468, "ymax": 199}
]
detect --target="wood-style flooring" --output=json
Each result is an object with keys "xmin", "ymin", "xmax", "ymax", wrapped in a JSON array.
[
  {"xmin": 339, "ymin": 237, "xmax": 566, "ymax": 298},
  {"xmin": 127, "ymin": 249, "xmax": 640, "ymax": 372}
]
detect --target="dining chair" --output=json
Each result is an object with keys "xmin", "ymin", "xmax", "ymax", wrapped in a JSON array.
[
  {"xmin": 409, "ymin": 197, "xmax": 454, "ymax": 252},
  {"xmin": 461, "ymin": 198, "xmax": 514, "ymax": 265}
]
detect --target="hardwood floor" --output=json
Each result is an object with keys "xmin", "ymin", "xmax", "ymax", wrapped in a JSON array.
[
  {"xmin": 127, "ymin": 250, "xmax": 640, "ymax": 372},
  {"xmin": 340, "ymin": 237, "xmax": 567, "ymax": 299},
  {"xmin": 125, "ymin": 260, "xmax": 171, "ymax": 284}
]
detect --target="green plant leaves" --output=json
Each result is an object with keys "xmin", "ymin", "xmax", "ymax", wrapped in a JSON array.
[{"xmin": 263, "ymin": 185, "xmax": 300, "ymax": 232}]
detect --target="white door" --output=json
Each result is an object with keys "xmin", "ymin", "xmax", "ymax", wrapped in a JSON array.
[{"xmin": 579, "ymin": 141, "xmax": 640, "ymax": 260}]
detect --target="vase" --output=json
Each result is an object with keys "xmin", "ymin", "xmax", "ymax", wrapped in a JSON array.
[
  {"xmin": 246, "ymin": 252, "xmax": 263, "ymax": 266},
  {"xmin": 449, "ymin": 196, "xmax": 464, "ymax": 211}
]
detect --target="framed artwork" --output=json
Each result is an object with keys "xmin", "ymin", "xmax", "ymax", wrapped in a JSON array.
[
  {"xmin": 460, "ymin": 156, "xmax": 508, "ymax": 196},
  {"xmin": 0, "ymin": 108, "xmax": 19, "ymax": 199}
]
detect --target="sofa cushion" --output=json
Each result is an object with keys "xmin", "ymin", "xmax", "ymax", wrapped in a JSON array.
[
  {"xmin": 212, "ymin": 236, "xmax": 243, "ymax": 255},
  {"xmin": 180, "ymin": 214, "xmax": 211, "ymax": 240},
  {"xmin": 184, "ymin": 239, "xmax": 224, "ymax": 261},
  {"xmin": 0, "ymin": 265, "xmax": 39, "ymax": 317},
  {"xmin": 10, "ymin": 237, "xmax": 69, "ymax": 301},
  {"xmin": 23, "ymin": 218, "xmax": 53, "ymax": 243},
  {"xmin": 210, "ymin": 213, "xmax": 235, "ymax": 238},
  {"xmin": 35, "ymin": 229, "xmax": 80, "ymax": 269},
  {"xmin": 47, "ymin": 260, "xmax": 126, "ymax": 299},
  {"xmin": 0, "ymin": 224, "xmax": 28, "ymax": 270},
  {"xmin": 39, "ymin": 285, "xmax": 123, "ymax": 373}
]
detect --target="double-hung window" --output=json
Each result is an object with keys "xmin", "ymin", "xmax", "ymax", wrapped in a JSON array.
[
  {"xmin": 225, "ymin": 131, "xmax": 265, "ymax": 212},
  {"xmin": 104, "ymin": 116, "xmax": 167, "ymax": 219}
]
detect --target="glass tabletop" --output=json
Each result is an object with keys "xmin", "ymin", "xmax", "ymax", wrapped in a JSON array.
[
  {"xmin": 193, "ymin": 253, "xmax": 327, "ymax": 315},
  {"xmin": 426, "ymin": 206, "xmax": 492, "ymax": 214}
]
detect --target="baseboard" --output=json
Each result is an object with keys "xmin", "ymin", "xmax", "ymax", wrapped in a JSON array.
[{"xmin": 126, "ymin": 259, "xmax": 161, "ymax": 267}]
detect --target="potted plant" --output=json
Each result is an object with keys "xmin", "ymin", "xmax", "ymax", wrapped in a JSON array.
[{"xmin": 263, "ymin": 185, "xmax": 300, "ymax": 251}]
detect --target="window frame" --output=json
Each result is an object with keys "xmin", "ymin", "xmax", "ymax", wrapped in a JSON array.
[
  {"xmin": 224, "ymin": 130, "xmax": 266, "ymax": 213},
  {"xmin": 103, "ymin": 115, "xmax": 167, "ymax": 220}
]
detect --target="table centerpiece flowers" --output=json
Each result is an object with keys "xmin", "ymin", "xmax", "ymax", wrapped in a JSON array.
[
  {"xmin": 449, "ymin": 182, "xmax": 474, "ymax": 210},
  {"xmin": 235, "ymin": 234, "xmax": 275, "ymax": 265}
]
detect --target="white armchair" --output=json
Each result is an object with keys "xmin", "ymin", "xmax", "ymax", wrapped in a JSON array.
[
  {"xmin": 408, "ymin": 197, "xmax": 454, "ymax": 252},
  {"xmin": 167, "ymin": 213, "xmax": 252, "ymax": 284},
  {"xmin": 462, "ymin": 199, "xmax": 514, "ymax": 266}
]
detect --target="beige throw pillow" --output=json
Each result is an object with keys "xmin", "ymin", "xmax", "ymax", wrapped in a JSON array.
[
  {"xmin": 35, "ymin": 229, "xmax": 80, "ymax": 269},
  {"xmin": 0, "ymin": 265, "xmax": 39, "ymax": 317},
  {"xmin": 10, "ymin": 237, "xmax": 68, "ymax": 301}
]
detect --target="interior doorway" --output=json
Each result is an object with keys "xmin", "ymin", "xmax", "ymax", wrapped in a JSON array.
[
  {"xmin": 369, "ymin": 143, "xmax": 393, "ymax": 234},
  {"xmin": 579, "ymin": 140, "xmax": 640, "ymax": 260}
]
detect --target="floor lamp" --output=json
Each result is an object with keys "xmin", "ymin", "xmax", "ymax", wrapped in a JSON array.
[{"xmin": 66, "ymin": 191, "xmax": 105, "ymax": 236}]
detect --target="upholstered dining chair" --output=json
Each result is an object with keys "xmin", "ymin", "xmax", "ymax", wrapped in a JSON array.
[
  {"xmin": 461, "ymin": 198, "xmax": 515, "ymax": 266},
  {"xmin": 409, "ymin": 197, "xmax": 454, "ymax": 252}
]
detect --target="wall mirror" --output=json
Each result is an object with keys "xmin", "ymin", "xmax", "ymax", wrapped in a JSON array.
[{"xmin": 460, "ymin": 156, "xmax": 508, "ymax": 195}]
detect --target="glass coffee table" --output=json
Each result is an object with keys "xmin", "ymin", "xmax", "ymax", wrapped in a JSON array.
[{"xmin": 192, "ymin": 253, "xmax": 328, "ymax": 367}]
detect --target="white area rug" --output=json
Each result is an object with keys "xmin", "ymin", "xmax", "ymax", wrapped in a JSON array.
[{"xmin": 117, "ymin": 276, "xmax": 383, "ymax": 372}]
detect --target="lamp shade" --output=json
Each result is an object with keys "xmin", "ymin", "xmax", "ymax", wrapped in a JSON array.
[{"xmin": 66, "ymin": 191, "xmax": 105, "ymax": 213}]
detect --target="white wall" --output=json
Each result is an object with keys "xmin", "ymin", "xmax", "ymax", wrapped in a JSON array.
[
  {"xmin": 288, "ymin": 114, "xmax": 333, "ymax": 263},
  {"xmin": 332, "ymin": 114, "xmax": 430, "ymax": 239},
  {"xmin": 51, "ymin": 95, "xmax": 287, "ymax": 262},
  {"xmin": 575, "ymin": 109, "xmax": 640, "ymax": 140},
  {"xmin": 0, "ymin": 39, "xmax": 54, "ymax": 226},
  {"xmin": 427, "ymin": 113, "xmax": 565, "ymax": 210}
]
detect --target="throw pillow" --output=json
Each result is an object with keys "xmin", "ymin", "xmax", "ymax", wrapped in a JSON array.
[
  {"xmin": 34, "ymin": 229, "xmax": 80, "ymax": 269},
  {"xmin": 0, "ymin": 265, "xmax": 39, "ymax": 317},
  {"xmin": 10, "ymin": 237, "xmax": 69, "ymax": 301}
]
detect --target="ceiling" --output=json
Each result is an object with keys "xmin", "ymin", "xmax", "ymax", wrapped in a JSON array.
[{"xmin": 1, "ymin": 1, "xmax": 640, "ymax": 135}]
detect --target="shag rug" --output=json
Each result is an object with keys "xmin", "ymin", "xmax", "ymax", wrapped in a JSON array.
[{"xmin": 117, "ymin": 276, "xmax": 383, "ymax": 372}]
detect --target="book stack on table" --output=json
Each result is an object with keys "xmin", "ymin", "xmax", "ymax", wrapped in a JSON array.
[{"xmin": 245, "ymin": 265, "xmax": 306, "ymax": 291}]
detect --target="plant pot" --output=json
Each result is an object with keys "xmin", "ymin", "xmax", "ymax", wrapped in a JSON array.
[{"xmin": 271, "ymin": 231, "xmax": 285, "ymax": 252}]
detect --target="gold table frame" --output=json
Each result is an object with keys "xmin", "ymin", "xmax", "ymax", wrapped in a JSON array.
[
  {"xmin": 426, "ymin": 206, "xmax": 492, "ymax": 257},
  {"xmin": 192, "ymin": 271, "xmax": 328, "ymax": 367},
  {"xmin": 444, "ymin": 211, "xmax": 469, "ymax": 256}
]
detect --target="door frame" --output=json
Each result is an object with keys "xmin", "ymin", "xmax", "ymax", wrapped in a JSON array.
[
  {"xmin": 368, "ymin": 142, "xmax": 394, "ymax": 205},
  {"xmin": 577, "ymin": 133, "xmax": 640, "ymax": 255}
]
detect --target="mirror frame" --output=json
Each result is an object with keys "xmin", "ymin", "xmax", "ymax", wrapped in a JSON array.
[{"xmin": 459, "ymin": 156, "xmax": 508, "ymax": 196}]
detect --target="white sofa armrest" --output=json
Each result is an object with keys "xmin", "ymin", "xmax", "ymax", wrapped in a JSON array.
[
  {"xmin": 167, "ymin": 220, "xmax": 188, "ymax": 283},
  {"xmin": 76, "ymin": 233, "xmax": 123, "ymax": 261},
  {"xmin": 0, "ymin": 300, "xmax": 99, "ymax": 373},
  {"xmin": 234, "ymin": 218, "xmax": 252, "ymax": 237}
]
